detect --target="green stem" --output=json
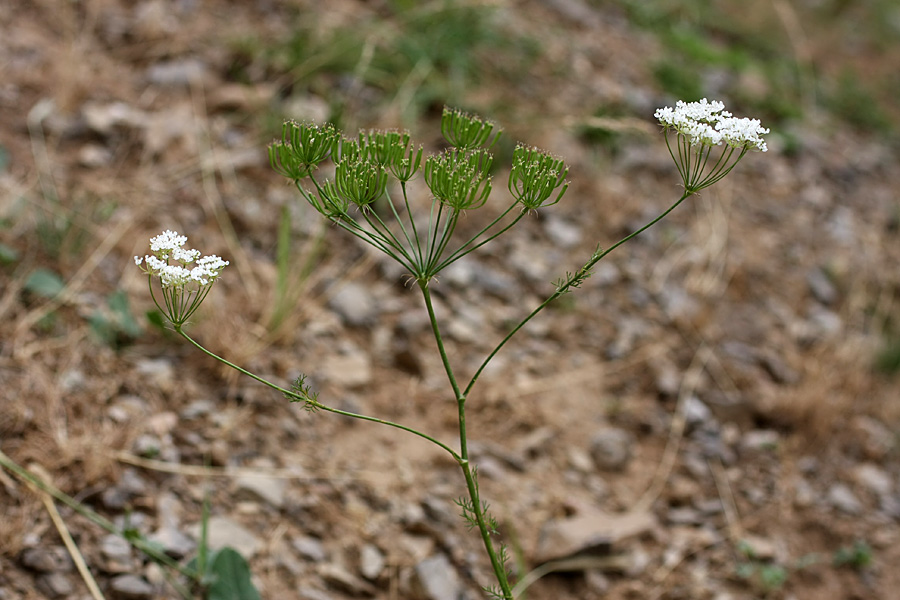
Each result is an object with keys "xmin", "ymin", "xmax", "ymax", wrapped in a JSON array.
[
  {"xmin": 463, "ymin": 191, "xmax": 693, "ymax": 398},
  {"xmin": 418, "ymin": 282, "xmax": 513, "ymax": 600},
  {"xmin": 175, "ymin": 329, "xmax": 460, "ymax": 461}
]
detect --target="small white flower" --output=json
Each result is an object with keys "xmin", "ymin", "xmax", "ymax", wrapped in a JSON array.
[
  {"xmin": 655, "ymin": 98, "xmax": 768, "ymax": 151},
  {"xmin": 136, "ymin": 230, "xmax": 229, "ymax": 326}
]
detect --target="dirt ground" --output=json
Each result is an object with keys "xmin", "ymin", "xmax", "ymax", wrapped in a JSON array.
[{"xmin": 1, "ymin": 1, "xmax": 899, "ymax": 599}]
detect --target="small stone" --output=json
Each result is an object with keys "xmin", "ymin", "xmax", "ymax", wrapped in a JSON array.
[
  {"xmin": 293, "ymin": 536, "xmax": 327, "ymax": 562},
  {"xmin": 135, "ymin": 358, "xmax": 175, "ymax": 392},
  {"xmin": 148, "ymin": 527, "xmax": 195, "ymax": 559},
  {"xmin": 828, "ymin": 483, "xmax": 862, "ymax": 515},
  {"xmin": 740, "ymin": 535, "xmax": 777, "ymax": 561},
  {"xmin": 852, "ymin": 416, "xmax": 895, "ymax": 460},
  {"xmin": 792, "ymin": 478, "xmax": 815, "ymax": 508},
  {"xmin": 204, "ymin": 516, "xmax": 261, "ymax": 558},
  {"xmin": 235, "ymin": 474, "xmax": 287, "ymax": 508},
  {"xmin": 146, "ymin": 58, "xmax": 207, "ymax": 86},
  {"xmin": 180, "ymin": 399, "xmax": 214, "ymax": 419},
  {"xmin": 328, "ymin": 282, "xmax": 379, "ymax": 327},
  {"xmin": 535, "ymin": 509, "xmax": 657, "ymax": 563},
  {"xmin": 667, "ymin": 507, "xmax": 703, "ymax": 526},
  {"xmin": 590, "ymin": 427, "xmax": 634, "ymax": 471},
  {"xmin": 78, "ymin": 143, "xmax": 112, "ymax": 168},
  {"xmin": 853, "ymin": 464, "xmax": 893, "ymax": 496},
  {"xmin": 413, "ymin": 554, "xmax": 464, "ymax": 600},
  {"xmin": 359, "ymin": 543, "xmax": 385, "ymax": 580},
  {"xmin": 807, "ymin": 267, "xmax": 837, "ymax": 305},
  {"xmin": 543, "ymin": 215, "xmax": 582, "ymax": 248},
  {"xmin": 20, "ymin": 547, "xmax": 71, "ymax": 572},
  {"xmin": 683, "ymin": 396, "xmax": 712, "ymax": 428},
  {"xmin": 318, "ymin": 562, "xmax": 375, "ymax": 595},
  {"xmin": 109, "ymin": 574, "xmax": 155, "ymax": 599},
  {"xmin": 757, "ymin": 351, "xmax": 799, "ymax": 385},
  {"xmin": 319, "ymin": 352, "xmax": 372, "ymax": 388},
  {"xmin": 35, "ymin": 573, "xmax": 73, "ymax": 598},
  {"xmin": 740, "ymin": 430, "xmax": 780, "ymax": 453},
  {"xmin": 101, "ymin": 533, "xmax": 133, "ymax": 563},
  {"xmin": 567, "ymin": 448, "xmax": 595, "ymax": 473}
]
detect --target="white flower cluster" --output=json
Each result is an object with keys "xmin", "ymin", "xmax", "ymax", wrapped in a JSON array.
[
  {"xmin": 655, "ymin": 98, "xmax": 769, "ymax": 152},
  {"xmin": 135, "ymin": 230, "xmax": 228, "ymax": 287}
]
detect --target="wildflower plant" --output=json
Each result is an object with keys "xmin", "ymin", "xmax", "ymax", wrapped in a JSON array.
[{"xmin": 139, "ymin": 101, "xmax": 769, "ymax": 599}]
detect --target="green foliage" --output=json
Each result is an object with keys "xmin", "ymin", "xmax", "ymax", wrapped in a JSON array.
[
  {"xmin": 24, "ymin": 268, "xmax": 65, "ymax": 298},
  {"xmin": 247, "ymin": 2, "xmax": 538, "ymax": 124},
  {"xmin": 875, "ymin": 338, "xmax": 900, "ymax": 374},
  {"xmin": 0, "ymin": 242, "xmax": 18, "ymax": 264},
  {"xmin": 833, "ymin": 540, "xmax": 873, "ymax": 570},
  {"xmin": 618, "ymin": 0, "xmax": 897, "ymax": 132},
  {"xmin": 89, "ymin": 289, "xmax": 143, "ymax": 347},
  {"xmin": 206, "ymin": 549, "xmax": 260, "ymax": 600},
  {"xmin": 187, "ymin": 548, "xmax": 260, "ymax": 600},
  {"xmin": 826, "ymin": 69, "xmax": 892, "ymax": 133}
]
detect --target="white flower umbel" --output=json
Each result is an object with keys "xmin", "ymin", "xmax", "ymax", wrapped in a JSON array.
[
  {"xmin": 655, "ymin": 98, "xmax": 769, "ymax": 193},
  {"xmin": 136, "ymin": 230, "xmax": 228, "ymax": 327}
]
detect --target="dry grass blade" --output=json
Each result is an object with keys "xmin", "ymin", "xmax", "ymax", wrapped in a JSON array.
[{"xmin": 26, "ymin": 464, "xmax": 106, "ymax": 600}]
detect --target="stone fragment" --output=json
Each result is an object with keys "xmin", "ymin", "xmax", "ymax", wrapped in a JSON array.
[
  {"xmin": 35, "ymin": 573, "xmax": 73, "ymax": 598},
  {"xmin": 109, "ymin": 574, "xmax": 155, "ymax": 600},
  {"xmin": 543, "ymin": 215, "xmax": 582, "ymax": 248},
  {"xmin": 739, "ymin": 430, "xmax": 780, "ymax": 453},
  {"xmin": 318, "ymin": 562, "xmax": 376, "ymax": 595},
  {"xmin": 20, "ymin": 546, "xmax": 71, "ymax": 572},
  {"xmin": 319, "ymin": 352, "xmax": 372, "ymax": 388},
  {"xmin": 828, "ymin": 483, "xmax": 862, "ymax": 515},
  {"xmin": 807, "ymin": 267, "xmax": 837, "ymax": 305},
  {"xmin": 360, "ymin": 544, "xmax": 385, "ymax": 580},
  {"xmin": 535, "ymin": 509, "xmax": 657, "ymax": 563},
  {"xmin": 413, "ymin": 554, "xmax": 464, "ymax": 600},
  {"xmin": 590, "ymin": 427, "xmax": 634, "ymax": 471},
  {"xmin": 329, "ymin": 282, "xmax": 379, "ymax": 327},
  {"xmin": 100, "ymin": 534, "xmax": 133, "ymax": 570},
  {"xmin": 204, "ymin": 516, "xmax": 261, "ymax": 558},
  {"xmin": 853, "ymin": 464, "xmax": 893, "ymax": 496},
  {"xmin": 683, "ymin": 395, "xmax": 712, "ymax": 428},
  {"xmin": 146, "ymin": 58, "xmax": 207, "ymax": 86},
  {"xmin": 293, "ymin": 536, "xmax": 327, "ymax": 562},
  {"xmin": 235, "ymin": 474, "xmax": 287, "ymax": 508}
]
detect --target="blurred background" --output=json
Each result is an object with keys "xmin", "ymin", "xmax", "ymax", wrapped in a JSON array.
[{"xmin": 1, "ymin": 1, "xmax": 899, "ymax": 599}]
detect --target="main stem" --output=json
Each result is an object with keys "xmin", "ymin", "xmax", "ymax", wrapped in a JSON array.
[{"xmin": 419, "ymin": 281, "xmax": 513, "ymax": 599}]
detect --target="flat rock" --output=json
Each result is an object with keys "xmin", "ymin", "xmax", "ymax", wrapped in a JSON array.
[
  {"xmin": 328, "ymin": 282, "xmax": 380, "ymax": 327},
  {"xmin": 535, "ymin": 509, "xmax": 657, "ymax": 563},
  {"xmin": 35, "ymin": 573, "xmax": 73, "ymax": 598},
  {"xmin": 318, "ymin": 562, "xmax": 376, "ymax": 596},
  {"xmin": 109, "ymin": 574, "xmax": 155, "ymax": 600},
  {"xmin": 413, "ymin": 554, "xmax": 464, "ymax": 600},
  {"xmin": 235, "ymin": 474, "xmax": 287, "ymax": 508},
  {"xmin": 853, "ymin": 464, "xmax": 893, "ymax": 496},
  {"xmin": 319, "ymin": 352, "xmax": 373, "ymax": 388},
  {"xmin": 20, "ymin": 546, "xmax": 71, "ymax": 572},
  {"xmin": 203, "ymin": 516, "xmax": 261, "ymax": 558}
]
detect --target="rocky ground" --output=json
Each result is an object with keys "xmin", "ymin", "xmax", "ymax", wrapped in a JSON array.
[{"xmin": 1, "ymin": 1, "xmax": 899, "ymax": 599}]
